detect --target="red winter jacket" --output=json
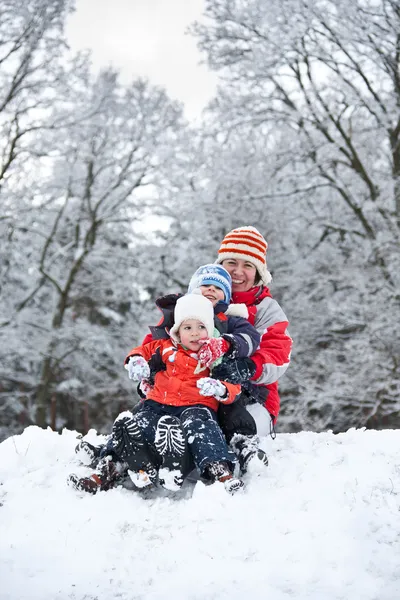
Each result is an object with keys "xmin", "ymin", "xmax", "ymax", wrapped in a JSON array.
[
  {"xmin": 232, "ymin": 286, "xmax": 292, "ymax": 420},
  {"xmin": 126, "ymin": 339, "xmax": 241, "ymax": 412}
]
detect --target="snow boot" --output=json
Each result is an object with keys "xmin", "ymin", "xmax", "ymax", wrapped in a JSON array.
[
  {"xmin": 231, "ymin": 434, "xmax": 269, "ymax": 475},
  {"xmin": 67, "ymin": 456, "xmax": 121, "ymax": 494},
  {"xmin": 111, "ymin": 414, "xmax": 158, "ymax": 488},
  {"xmin": 154, "ymin": 415, "xmax": 187, "ymax": 491},
  {"xmin": 204, "ymin": 461, "xmax": 244, "ymax": 495},
  {"xmin": 75, "ymin": 439, "xmax": 103, "ymax": 468}
]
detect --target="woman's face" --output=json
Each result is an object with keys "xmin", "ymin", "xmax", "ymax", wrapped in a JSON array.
[{"xmin": 221, "ymin": 258, "xmax": 257, "ymax": 293}]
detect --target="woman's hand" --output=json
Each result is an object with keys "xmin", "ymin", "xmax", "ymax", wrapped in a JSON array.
[{"xmin": 211, "ymin": 357, "xmax": 256, "ymax": 384}]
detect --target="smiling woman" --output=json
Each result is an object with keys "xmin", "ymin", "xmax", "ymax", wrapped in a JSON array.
[
  {"xmin": 216, "ymin": 226, "xmax": 272, "ymax": 291},
  {"xmin": 212, "ymin": 226, "xmax": 292, "ymax": 424},
  {"xmin": 221, "ymin": 259, "xmax": 258, "ymax": 293}
]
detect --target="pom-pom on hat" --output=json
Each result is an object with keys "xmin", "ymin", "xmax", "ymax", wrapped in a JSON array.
[
  {"xmin": 215, "ymin": 226, "xmax": 272, "ymax": 286},
  {"xmin": 187, "ymin": 264, "xmax": 232, "ymax": 304},
  {"xmin": 169, "ymin": 289, "xmax": 215, "ymax": 344}
]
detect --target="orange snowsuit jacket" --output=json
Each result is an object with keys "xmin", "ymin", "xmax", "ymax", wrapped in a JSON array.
[{"xmin": 126, "ymin": 339, "xmax": 241, "ymax": 412}]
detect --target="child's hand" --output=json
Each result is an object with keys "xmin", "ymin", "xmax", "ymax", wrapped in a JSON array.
[
  {"xmin": 125, "ymin": 356, "xmax": 150, "ymax": 381},
  {"xmin": 197, "ymin": 377, "xmax": 228, "ymax": 401},
  {"xmin": 198, "ymin": 338, "xmax": 230, "ymax": 368},
  {"xmin": 138, "ymin": 379, "xmax": 153, "ymax": 397}
]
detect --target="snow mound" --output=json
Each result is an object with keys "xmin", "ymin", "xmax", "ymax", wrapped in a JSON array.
[{"xmin": 1, "ymin": 426, "xmax": 399, "ymax": 600}]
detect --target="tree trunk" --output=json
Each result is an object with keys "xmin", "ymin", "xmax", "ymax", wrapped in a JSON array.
[
  {"xmin": 35, "ymin": 354, "xmax": 54, "ymax": 428},
  {"xmin": 83, "ymin": 400, "xmax": 89, "ymax": 434},
  {"xmin": 50, "ymin": 394, "xmax": 57, "ymax": 431},
  {"xmin": 35, "ymin": 297, "xmax": 66, "ymax": 427}
]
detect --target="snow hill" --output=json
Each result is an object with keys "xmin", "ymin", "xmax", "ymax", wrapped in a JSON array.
[{"xmin": 1, "ymin": 417, "xmax": 399, "ymax": 600}]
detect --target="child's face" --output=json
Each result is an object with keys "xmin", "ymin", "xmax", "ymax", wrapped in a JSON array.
[
  {"xmin": 199, "ymin": 285, "xmax": 225, "ymax": 306},
  {"xmin": 178, "ymin": 319, "xmax": 208, "ymax": 351}
]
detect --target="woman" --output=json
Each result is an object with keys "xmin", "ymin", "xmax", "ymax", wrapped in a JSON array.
[
  {"xmin": 72, "ymin": 227, "xmax": 291, "ymax": 488},
  {"xmin": 212, "ymin": 226, "xmax": 292, "ymax": 471}
]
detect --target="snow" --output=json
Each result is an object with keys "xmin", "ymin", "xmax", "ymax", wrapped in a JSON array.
[
  {"xmin": 56, "ymin": 379, "xmax": 84, "ymax": 393},
  {"xmin": 1, "ymin": 425, "xmax": 399, "ymax": 600},
  {"xmin": 97, "ymin": 307, "xmax": 124, "ymax": 324}
]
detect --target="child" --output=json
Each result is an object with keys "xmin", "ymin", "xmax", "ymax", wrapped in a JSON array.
[{"xmin": 71, "ymin": 291, "xmax": 247, "ymax": 495}]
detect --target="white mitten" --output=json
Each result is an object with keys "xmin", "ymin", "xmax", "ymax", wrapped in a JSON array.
[
  {"xmin": 197, "ymin": 377, "xmax": 228, "ymax": 401},
  {"xmin": 125, "ymin": 356, "xmax": 150, "ymax": 381}
]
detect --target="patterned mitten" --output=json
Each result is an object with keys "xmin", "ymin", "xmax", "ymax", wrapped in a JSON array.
[
  {"xmin": 198, "ymin": 338, "xmax": 230, "ymax": 368},
  {"xmin": 197, "ymin": 377, "xmax": 228, "ymax": 401}
]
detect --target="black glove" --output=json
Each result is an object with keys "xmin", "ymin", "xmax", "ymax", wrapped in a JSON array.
[
  {"xmin": 222, "ymin": 334, "xmax": 240, "ymax": 359},
  {"xmin": 241, "ymin": 380, "xmax": 269, "ymax": 406},
  {"xmin": 211, "ymin": 357, "xmax": 256, "ymax": 384}
]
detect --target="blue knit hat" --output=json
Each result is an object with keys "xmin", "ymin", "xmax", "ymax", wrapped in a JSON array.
[{"xmin": 188, "ymin": 264, "xmax": 232, "ymax": 304}]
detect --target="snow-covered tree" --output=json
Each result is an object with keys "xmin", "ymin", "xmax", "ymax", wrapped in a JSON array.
[
  {"xmin": 0, "ymin": 0, "xmax": 78, "ymax": 437},
  {"xmin": 0, "ymin": 2, "xmax": 187, "ymax": 437},
  {"xmin": 187, "ymin": 0, "xmax": 400, "ymax": 430},
  {"xmin": 21, "ymin": 72, "xmax": 184, "ymax": 429}
]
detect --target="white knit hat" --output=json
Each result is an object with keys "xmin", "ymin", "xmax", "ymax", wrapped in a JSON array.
[
  {"xmin": 169, "ymin": 290, "xmax": 214, "ymax": 344},
  {"xmin": 215, "ymin": 226, "xmax": 272, "ymax": 286}
]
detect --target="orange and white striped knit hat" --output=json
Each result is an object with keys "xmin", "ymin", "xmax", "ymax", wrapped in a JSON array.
[{"xmin": 215, "ymin": 226, "xmax": 272, "ymax": 286}]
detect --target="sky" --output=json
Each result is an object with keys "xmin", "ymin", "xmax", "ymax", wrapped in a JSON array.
[
  {"xmin": 66, "ymin": 0, "xmax": 218, "ymax": 122},
  {"xmin": 1, "ymin": 421, "xmax": 399, "ymax": 599}
]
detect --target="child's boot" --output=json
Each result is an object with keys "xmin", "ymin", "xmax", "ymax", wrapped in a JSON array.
[
  {"xmin": 67, "ymin": 456, "xmax": 120, "ymax": 494},
  {"xmin": 74, "ymin": 439, "xmax": 103, "ymax": 468},
  {"xmin": 154, "ymin": 415, "xmax": 187, "ymax": 491},
  {"xmin": 204, "ymin": 460, "xmax": 244, "ymax": 495},
  {"xmin": 231, "ymin": 434, "xmax": 269, "ymax": 474}
]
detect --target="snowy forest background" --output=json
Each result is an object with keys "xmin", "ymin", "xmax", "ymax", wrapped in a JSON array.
[{"xmin": 1, "ymin": 0, "xmax": 399, "ymax": 442}]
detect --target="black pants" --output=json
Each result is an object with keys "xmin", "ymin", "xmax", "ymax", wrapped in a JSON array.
[
  {"xmin": 102, "ymin": 401, "xmax": 257, "ymax": 471},
  {"xmin": 218, "ymin": 401, "xmax": 257, "ymax": 444}
]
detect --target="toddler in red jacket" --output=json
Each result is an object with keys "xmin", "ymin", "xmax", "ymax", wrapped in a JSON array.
[
  {"xmin": 69, "ymin": 291, "xmax": 247, "ymax": 495},
  {"xmin": 118, "ymin": 290, "xmax": 245, "ymax": 494}
]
